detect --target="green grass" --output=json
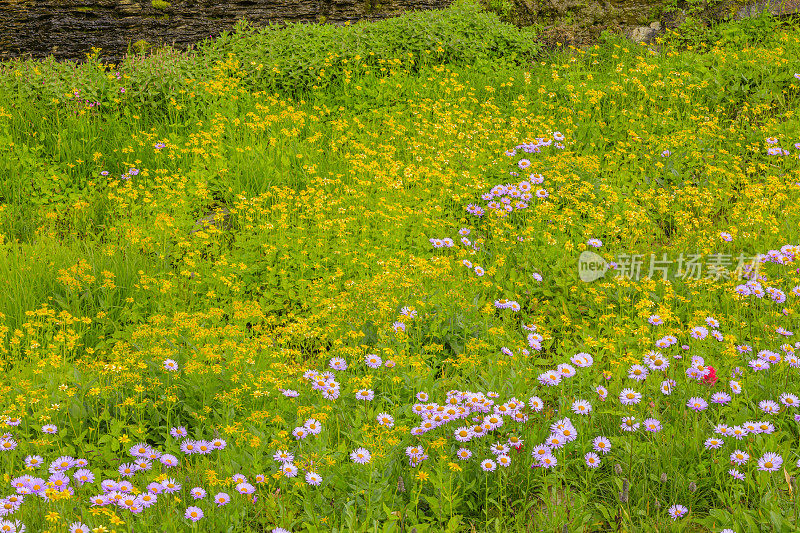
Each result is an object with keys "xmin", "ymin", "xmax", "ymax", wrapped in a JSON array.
[{"xmin": 0, "ymin": 3, "xmax": 799, "ymax": 532}]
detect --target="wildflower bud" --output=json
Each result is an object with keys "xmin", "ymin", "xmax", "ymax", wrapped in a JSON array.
[
  {"xmin": 619, "ymin": 478, "xmax": 629, "ymax": 503},
  {"xmin": 688, "ymin": 481, "xmax": 697, "ymax": 493},
  {"xmin": 614, "ymin": 463, "xmax": 623, "ymax": 475},
  {"xmin": 397, "ymin": 475, "xmax": 405, "ymax": 493},
  {"xmin": 654, "ymin": 499, "xmax": 661, "ymax": 510},
  {"xmin": 562, "ymin": 525, "xmax": 569, "ymax": 533},
  {"xmin": 660, "ymin": 473, "xmax": 668, "ymax": 483}
]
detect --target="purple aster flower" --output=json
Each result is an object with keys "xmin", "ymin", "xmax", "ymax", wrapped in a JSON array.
[
  {"xmin": 730, "ymin": 450, "xmax": 749, "ymax": 465},
  {"xmin": 585, "ymin": 452, "xmax": 601, "ymax": 468},
  {"xmin": 73, "ymin": 468, "xmax": 95, "ymax": 485},
  {"xmin": 456, "ymin": 448, "xmax": 472, "ymax": 461},
  {"xmin": 118, "ymin": 463, "xmax": 136, "ymax": 477},
  {"xmin": 481, "ymin": 458, "xmax": 497, "ymax": 472},
  {"xmin": 355, "ymin": 389, "xmax": 375, "ymax": 401},
  {"xmin": 620, "ymin": 417, "xmax": 639, "ymax": 432},
  {"xmin": 711, "ymin": 392, "xmax": 731, "ymax": 404},
  {"xmin": 236, "ymin": 482, "xmax": 256, "ymax": 494},
  {"xmin": 668, "ymin": 504, "xmax": 688, "ymax": 520},
  {"xmin": 305, "ymin": 471, "xmax": 322, "ymax": 486},
  {"xmin": 160, "ymin": 454, "xmax": 179, "ymax": 467},
  {"xmin": 23, "ymin": 455, "xmax": 43, "ymax": 469},
  {"xmin": 781, "ymin": 393, "xmax": 799, "ymax": 408},
  {"xmin": 161, "ymin": 478, "xmax": 181, "ymax": 494},
  {"xmin": 727, "ymin": 426, "xmax": 747, "ymax": 440},
  {"xmin": 627, "ymin": 365, "xmax": 649, "ymax": 381},
  {"xmin": 619, "ymin": 389, "xmax": 642, "ymax": 405},
  {"xmin": 351, "ymin": 448, "xmax": 371, "ymax": 464},
  {"xmin": 757, "ymin": 452, "xmax": 783, "ymax": 472},
  {"xmin": 759, "ymin": 400, "xmax": 781, "ymax": 414},
  {"xmin": 596, "ymin": 385, "xmax": 608, "ymax": 401},
  {"xmin": 729, "ymin": 468, "xmax": 745, "ymax": 480},
  {"xmin": 538, "ymin": 455, "xmax": 558, "ymax": 469},
  {"xmin": 660, "ymin": 379, "xmax": 676, "ymax": 395},
  {"xmin": 364, "ymin": 354, "xmax": 382, "ymax": 368},
  {"xmin": 571, "ymin": 399, "xmax": 592, "ymax": 415},
  {"xmin": 48, "ymin": 472, "xmax": 71, "ymax": 491},
  {"xmin": 687, "ymin": 397, "xmax": 708, "ymax": 411},
  {"xmin": 185, "ymin": 505, "xmax": 203, "ymax": 521},
  {"xmin": 643, "ymin": 418, "xmax": 662, "ymax": 432},
  {"xmin": 538, "ymin": 370, "xmax": 561, "ymax": 386}
]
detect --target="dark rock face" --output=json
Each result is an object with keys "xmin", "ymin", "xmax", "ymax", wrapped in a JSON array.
[
  {"xmin": 513, "ymin": 0, "xmax": 662, "ymax": 28},
  {"xmin": 0, "ymin": 0, "xmax": 454, "ymax": 62},
  {"xmin": 510, "ymin": 0, "xmax": 668, "ymax": 46}
]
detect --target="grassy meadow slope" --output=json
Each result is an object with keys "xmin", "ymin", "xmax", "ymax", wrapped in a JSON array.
[{"xmin": 0, "ymin": 3, "xmax": 799, "ymax": 531}]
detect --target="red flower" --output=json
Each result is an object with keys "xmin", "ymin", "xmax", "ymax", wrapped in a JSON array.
[{"xmin": 703, "ymin": 366, "xmax": 718, "ymax": 386}]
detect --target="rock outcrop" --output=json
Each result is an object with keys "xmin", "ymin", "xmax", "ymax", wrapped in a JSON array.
[{"xmin": 518, "ymin": 0, "xmax": 800, "ymax": 47}]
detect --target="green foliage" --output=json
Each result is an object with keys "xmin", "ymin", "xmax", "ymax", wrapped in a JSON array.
[
  {"xmin": 660, "ymin": 7, "xmax": 787, "ymax": 49},
  {"xmin": 479, "ymin": 0, "xmax": 515, "ymax": 23},
  {"xmin": 1, "ymin": 7, "xmax": 800, "ymax": 532},
  {"xmin": 131, "ymin": 39, "xmax": 152, "ymax": 56},
  {"xmin": 199, "ymin": 0, "xmax": 540, "ymax": 95},
  {"xmin": 653, "ymin": 10, "xmax": 799, "ymax": 119}
]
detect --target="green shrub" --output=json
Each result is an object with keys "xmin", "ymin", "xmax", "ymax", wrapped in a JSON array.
[
  {"xmin": 0, "ymin": 1, "xmax": 537, "ymax": 115},
  {"xmin": 480, "ymin": 0, "xmax": 515, "ymax": 22},
  {"xmin": 660, "ymin": 8, "xmax": 786, "ymax": 49},
  {"xmin": 198, "ymin": 0, "xmax": 540, "ymax": 95}
]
